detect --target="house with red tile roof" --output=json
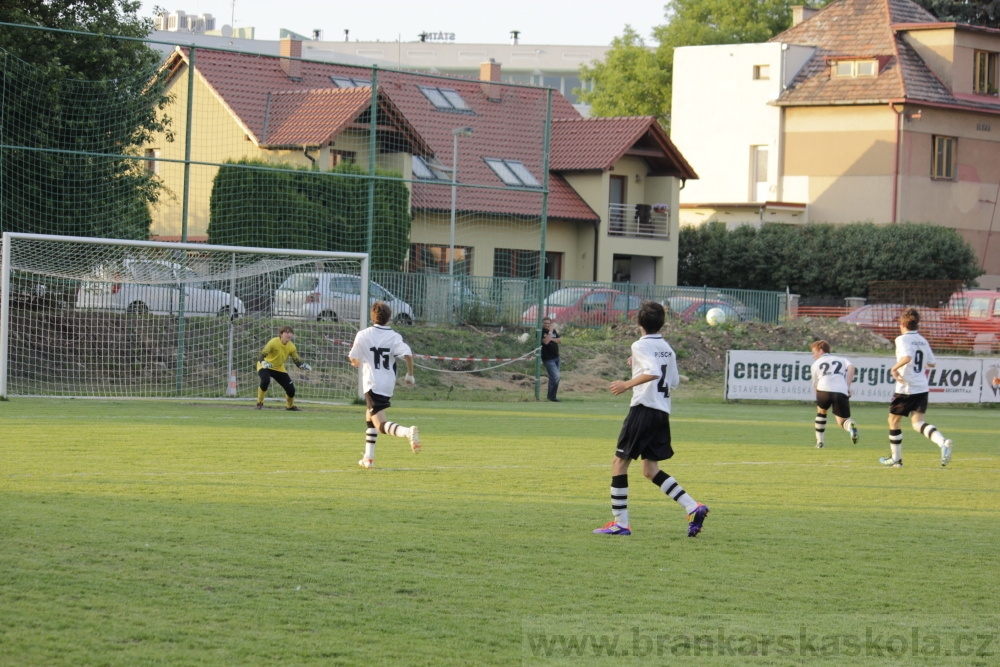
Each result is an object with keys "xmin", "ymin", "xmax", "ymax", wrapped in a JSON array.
[
  {"xmin": 146, "ymin": 40, "xmax": 696, "ymax": 285},
  {"xmin": 671, "ymin": 0, "xmax": 1000, "ymax": 288}
]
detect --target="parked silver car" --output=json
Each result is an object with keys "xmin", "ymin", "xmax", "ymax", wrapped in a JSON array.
[
  {"xmin": 75, "ymin": 259, "xmax": 245, "ymax": 317},
  {"xmin": 272, "ymin": 272, "xmax": 414, "ymax": 324}
]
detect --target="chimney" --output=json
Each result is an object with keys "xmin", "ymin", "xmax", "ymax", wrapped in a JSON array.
[
  {"xmin": 480, "ymin": 58, "xmax": 501, "ymax": 100},
  {"xmin": 480, "ymin": 58, "xmax": 501, "ymax": 83},
  {"xmin": 280, "ymin": 38, "xmax": 302, "ymax": 79},
  {"xmin": 791, "ymin": 5, "xmax": 819, "ymax": 26}
]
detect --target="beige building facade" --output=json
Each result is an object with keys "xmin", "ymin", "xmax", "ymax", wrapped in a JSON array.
[{"xmin": 672, "ymin": 0, "xmax": 1000, "ymax": 288}]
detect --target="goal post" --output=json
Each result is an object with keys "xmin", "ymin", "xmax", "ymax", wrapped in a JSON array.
[{"xmin": 1, "ymin": 233, "xmax": 369, "ymax": 402}]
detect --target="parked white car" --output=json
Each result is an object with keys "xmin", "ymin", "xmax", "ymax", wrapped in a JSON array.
[
  {"xmin": 75, "ymin": 259, "xmax": 245, "ymax": 317},
  {"xmin": 272, "ymin": 272, "xmax": 414, "ymax": 324}
]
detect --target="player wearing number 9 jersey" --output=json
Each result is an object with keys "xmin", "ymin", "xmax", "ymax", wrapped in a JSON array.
[
  {"xmin": 880, "ymin": 308, "xmax": 953, "ymax": 468},
  {"xmin": 593, "ymin": 301, "xmax": 709, "ymax": 538}
]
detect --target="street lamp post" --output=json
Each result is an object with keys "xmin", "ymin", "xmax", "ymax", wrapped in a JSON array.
[{"xmin": 449, "ymin": 127, "xmax": 473, "ymax": 279}]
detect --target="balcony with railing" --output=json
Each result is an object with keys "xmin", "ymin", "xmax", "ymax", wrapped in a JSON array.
[{"xmin": 607, "ymin": 203, "xmax": 670, "ymax": 239}]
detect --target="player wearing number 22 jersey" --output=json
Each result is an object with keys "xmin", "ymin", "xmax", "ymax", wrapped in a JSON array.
[
  {"xmin": 808, "ymin": 340, "xmax": 858, "ymax": 448},
  {"xmin": 593, "ymin": 301, "xmax": 708, "ymax": 538}
]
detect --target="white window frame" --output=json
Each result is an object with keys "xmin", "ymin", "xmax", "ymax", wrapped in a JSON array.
[
  {"xmin": 411, "ymin": 155, "xmax": 451, "ymax": 181},
  {"xmin": 418, "ymin": 86, "xmax": 471, "ymax": 111},
  {"xmin": 484, "ymin": 158, "xmax": 541, "ymax": 188}
]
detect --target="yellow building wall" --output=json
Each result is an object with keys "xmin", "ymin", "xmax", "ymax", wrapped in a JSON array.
[
  {"xmin": 148, "ymin": 63, "xmax": 393, "ymax": 240},
  {"xmin": 895, "ymin": 107, "xmax": 1000, "ymax": 280},
  {"xmin": 901, "ymin": 30, "xmax": 957, "ymax": 92},
  {"xmin": 783, "ymin": 106, "xmax": 896, "ymax": 223},
  {"xmin": 561, "ymin": 158, "xmax": 680, "ymax": 285}
]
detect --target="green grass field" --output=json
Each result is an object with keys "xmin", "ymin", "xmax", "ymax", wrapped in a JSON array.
[{"xmin": 2, "ymin": 396, "xmax": 998, "ymax": 666}]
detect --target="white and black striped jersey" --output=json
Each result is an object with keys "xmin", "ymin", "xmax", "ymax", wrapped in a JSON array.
[
  {"xmin": 349, "ymin": 325, "xmax": 413, "ymax": 397},
  {"xmin": 894, "ymin": 330, "xmax": 935, "ymax": 395},
  {"xmin": 629, "ymin": 334, "xmax": 680, "ymax": 414},
  {"xmin": 810, "ymin": 353, "xmax": 854, "ymax": 394}
]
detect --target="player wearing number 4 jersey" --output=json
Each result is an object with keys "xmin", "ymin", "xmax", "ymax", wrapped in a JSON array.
[
  {"xmin": 593, "ymin": 301, "xmax": 709, "ymax": 537},
  {"xmin": 349, "ymin": 301, "xmax": 420, "ymax": 469},
  {"xmin": 880, "ymin": 308, "xmax": 953, "ymax": 468},
  {"xmin": 809, "ymin": 340, "xmax": 859, "ymax": 448}
]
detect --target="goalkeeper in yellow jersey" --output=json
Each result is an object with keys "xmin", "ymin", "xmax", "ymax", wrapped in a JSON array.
[{"xmin": 256, "ymin": 325, "xmax": 311, "ymax": 410}]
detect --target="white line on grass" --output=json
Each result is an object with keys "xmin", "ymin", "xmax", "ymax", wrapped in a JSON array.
[{"xmin": 7, "ymin": 458, "xmax": 996, "ymax": 480}]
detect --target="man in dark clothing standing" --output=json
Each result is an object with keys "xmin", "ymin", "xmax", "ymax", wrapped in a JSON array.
[{"xmin": 541, "ymin": 317, "xmax": 562, "ymax": 402}]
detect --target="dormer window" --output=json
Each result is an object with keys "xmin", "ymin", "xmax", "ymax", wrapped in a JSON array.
[
  {"xmin": 419, "ymin": 86, "xmax": 472, "ymax": 112},
  {"xmin": 484, "ymin": 158, "xmax": 541, "ymax": 188},
  {"xmin": 411, "ymin": 155, "xmax": 451, "ymax": 181},
  {"xmin": 974, "ymin": 50, "xmax": 998, "ymax": 95},
  {"xmin": 832, "ymin": 59, "xmax": 878, "ymax": 78},
  {"xmin": 329, "ymin": 76, "xmax": 371, "ymax": 88}
]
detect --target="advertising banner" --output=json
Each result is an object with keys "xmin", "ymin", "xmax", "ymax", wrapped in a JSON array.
[{"xmin": 725, "ymin": 351, "xmax": 1000, "ymax": 404}]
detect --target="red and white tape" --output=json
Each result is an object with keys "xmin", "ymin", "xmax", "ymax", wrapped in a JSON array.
[{"xmin": 324, "ymin": 335, "xmax": 536, "ymax": 363}]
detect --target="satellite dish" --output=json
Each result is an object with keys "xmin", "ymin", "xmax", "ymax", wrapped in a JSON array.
[{"xmin": 221, "ymin": 24, "xmax": 233, "ymax": 37}]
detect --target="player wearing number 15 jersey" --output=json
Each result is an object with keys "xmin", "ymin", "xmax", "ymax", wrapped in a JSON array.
[
  {"xmin": 349, "ymin": 301, "xmax": 420, "ymax": 469},
  {"xmin": 880, "ymin": 308, "xmax": 953, "ymax": 468},
  {"xmin": 809, "ymin": 340, "xmax": 859, "ymax": 448},
  {"xmin": 593, "ymin": 301, "xmax": 709, "ymax": 538}
]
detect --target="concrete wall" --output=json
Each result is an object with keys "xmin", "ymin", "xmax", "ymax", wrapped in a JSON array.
[{"xmin": 672, "ymin": 42, "xmax": 789, "ymax": 204}]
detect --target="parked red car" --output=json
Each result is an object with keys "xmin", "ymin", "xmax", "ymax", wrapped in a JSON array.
[
  {"xmin": 948, "ymin": 290, "xmax": 1000, "ymax": 333},
  {"xmin": 664, "ymin": 297, "xmax": 746, "ymax": 323},
  {"xmin": 522, "ymin": 287, "xmax": 644, "ymax": 325}
]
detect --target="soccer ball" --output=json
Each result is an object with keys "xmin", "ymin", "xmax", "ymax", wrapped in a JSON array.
[{"xmin": 705, "ymin": 307, "xmax": 727, "ymax": 326}]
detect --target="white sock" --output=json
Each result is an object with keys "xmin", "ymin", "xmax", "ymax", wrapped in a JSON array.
[
  {"xmin": 611, "ymin": 476, "xmax": 629, "ymax": 527},
  {"xmin": 381, "ymin": 421, "xmax": 411, "ymax": 438},
  {"xmin": 889, "ymin": 429, "xmax": 902, "ymax": 461},
  {"xmin": 815, "ymin": 413, "xmax": 826, "ymax": 445},
  {"xmin": 842, "ymin": 419, "xmax": 855, "ymax": 434},
  {"xmin": 656, "ymin": 473, "xmax": 699, "ymax": 514},
  {"xmin": 915, "ymin": 421, "xmax": 947, "ymax": 447},
  {"xmin": 365, "ymin": 428, "xmax": 377, "ymax": 460}
]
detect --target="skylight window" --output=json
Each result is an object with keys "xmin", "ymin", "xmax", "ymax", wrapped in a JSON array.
[
  {"xmin": 484, "ymin": 158, "xmax": 541, "ymax": 188},
  {"xmin": 329, "ymin": 76, "xmax": 371, "ymax": 88},
  {"xmin": 419, "ymin": 86, "xmax": 472, "ymax": 111},
  {"xmin": 412, "ymin": 155, "xmax": 451, "ymax": 181}
]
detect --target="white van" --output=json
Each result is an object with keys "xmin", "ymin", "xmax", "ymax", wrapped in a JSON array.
[
  {"xmin": 76, "ymin": 259, "xmax": 245, "ymax": 317},
  {"xmin": 272, "ymin": 272, "xmax": 414, "ymax": 324}
]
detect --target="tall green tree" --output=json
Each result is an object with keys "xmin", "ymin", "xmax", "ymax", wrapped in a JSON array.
[
  {"xmin": 0, "ymin": 1, "xmax": 171, "ymax": 239},
  {"xmin": 579, "ymin": 0, "xmax": 831, "ymax": 129},
  {"xmin": 577, "ymin": 27, "xmax": 671, "ymax": 123},
  {"xmin": 915, "ymin": 0, "xmax": 1000, "ymax": 27}
]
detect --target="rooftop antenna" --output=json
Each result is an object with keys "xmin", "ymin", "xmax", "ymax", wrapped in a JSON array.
[
  {"xmin": 230, "ymin": 0, "xmax": 235, "ymax": 28},
  {"xmin": 344, "ymin": 28, "xmax": 349, "ymax": 42},
  {"xmin": 419, "ymin": 31, "xmax": 428, "ymax": 42},
  {"xmin": 510, "ymin": 30, "xmax": 520, "ymax": 45}
]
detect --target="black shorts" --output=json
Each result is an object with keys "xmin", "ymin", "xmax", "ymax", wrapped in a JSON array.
[
  {"xmin": 615, "ymin": 404, "xmax": 673, "ymax": 461},
  {"xmin": 889, "ymin": 392, "xmax": 929, "ymax": 417},
  {"xmin": 365, "ymin": 390, "xmax": 391, "ymax": 414},
  {"xmin": 816, "ymin": 391, "xmax": 851, "ymax": 419}
]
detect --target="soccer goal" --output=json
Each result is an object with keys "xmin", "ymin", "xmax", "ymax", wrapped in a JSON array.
[{"xmin": 1, "ymin": 233, "xmax": 368, "ymax": 402}]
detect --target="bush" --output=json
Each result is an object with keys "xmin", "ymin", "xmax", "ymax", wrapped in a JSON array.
[
  {"xmin": 678, "ymin": 222, "xmax": 981, "ymax": 298},
  {"xmin": 207, "ymin": 159, "xmax": 411, "ymax": 271}
]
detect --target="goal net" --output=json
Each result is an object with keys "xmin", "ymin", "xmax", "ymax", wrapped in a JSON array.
[{"xmin": 1, "ymin": 233, "xmax": 368, "ymax": 402}]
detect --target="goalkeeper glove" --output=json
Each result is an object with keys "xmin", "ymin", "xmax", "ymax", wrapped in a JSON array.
[
  {"xmin": 301, "ymin": 363, "xmax": 312, "ymax": 371},
  {"xmin": 260, "ymin": 361, "xmax": 273, "ymax": 370},
  {"xmin": 404, "ymin": 373, "xmax": 415, "ymax": 386}
]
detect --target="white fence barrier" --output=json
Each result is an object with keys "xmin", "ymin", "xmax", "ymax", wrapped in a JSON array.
[{"xmin": 725, "ymin": 350, "xmax": 1000, "ymax": 404}]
